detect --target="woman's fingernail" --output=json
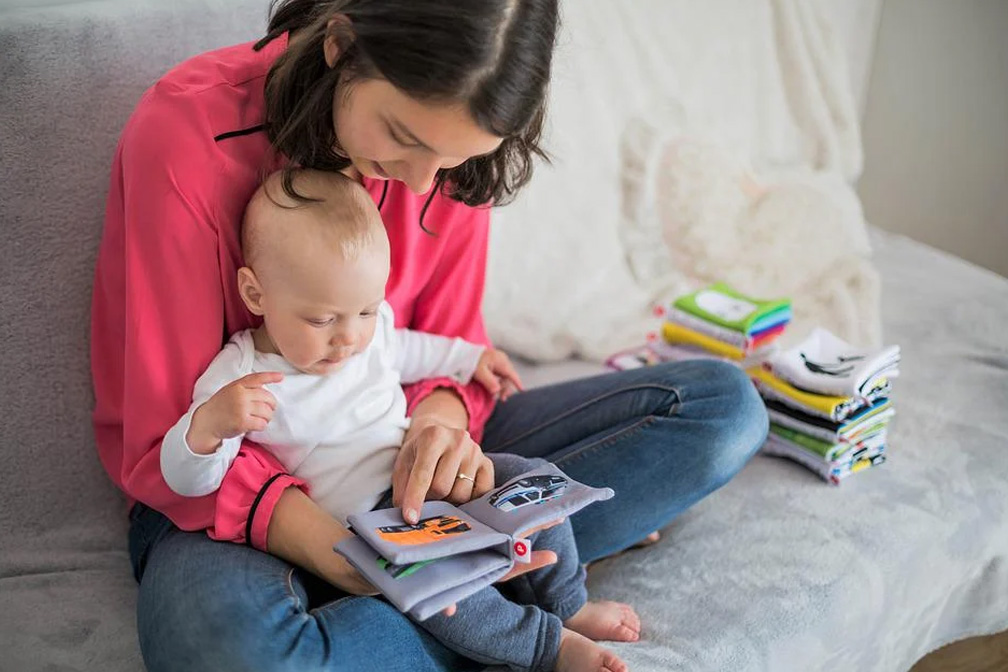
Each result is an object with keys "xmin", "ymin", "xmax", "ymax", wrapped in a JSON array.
[{"xmin": 405, "ymin": 509, "xmax": 418, "ymax": 524}]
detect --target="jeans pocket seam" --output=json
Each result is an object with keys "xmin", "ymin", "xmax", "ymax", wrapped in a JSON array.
[
  {"xmin": 494, "ymin": 384, "xmax": 677, "ymax": 453},
  {"xmin": 554, "ymin": 417, "xmax": 657, "ymax": 469}
]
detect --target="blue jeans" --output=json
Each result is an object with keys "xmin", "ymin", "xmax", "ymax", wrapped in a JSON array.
[{"xmin": 130, "ymin": 360, "xmax": 767, "ymax": 672}]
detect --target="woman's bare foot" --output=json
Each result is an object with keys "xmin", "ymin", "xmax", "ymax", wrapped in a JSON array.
[
  {"xmin": 631, "ymin": 530, "xmax": 661, "ymax": 549},
  {"xmin": 556, "ymin": 628, "xmax": 628, "ymax": 672},
  {"xmin": 564, "ymin": 600, "xmax": 640, "ymax": 642},
  {"xmin": 584, "ymin": 530, "xmax": 660, "ymax": 571}
]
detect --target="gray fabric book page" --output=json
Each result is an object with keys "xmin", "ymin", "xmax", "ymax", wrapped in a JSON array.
[
  {"xmin": 461, "ymin": 462, "xmax": 615, "ymax": 542},
  {"xmin": 337, "ymin": 534, "xmax": 511, "ymax": 618},
  {"xmin": 406, "ymin": 563, "xmax": 513, "ymax": 621},
  {"xmin": 346, "ymin": 500, "xmax": 511, "ymax": 565}
]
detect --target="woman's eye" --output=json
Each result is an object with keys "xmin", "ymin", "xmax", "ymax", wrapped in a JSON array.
[{"xmin": 389, "ymin": 127, "xmax": 420, "ymax": 148}]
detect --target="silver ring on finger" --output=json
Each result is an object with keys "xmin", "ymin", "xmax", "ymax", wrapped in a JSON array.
[{"xmin": 456, "ymin": 472, "xmax": 475, "ymax": 484}]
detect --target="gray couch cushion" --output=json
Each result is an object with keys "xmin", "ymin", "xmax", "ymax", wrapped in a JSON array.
[{"xmin": 0, "ymin": 1, "xmax": 267, "ymax": 669}]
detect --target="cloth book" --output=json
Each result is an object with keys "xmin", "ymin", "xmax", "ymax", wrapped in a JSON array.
[
  {"xmin": 763, "ymin": 432, "xmax": 886, "ymax": 484},
  {"xmin": 665, "ymin": 307, "xmax": 787, "ymax": 352},
  {"xmin": 749, "ymin": 366, "xmax": 890, "ymax": 423},
  {"xmin": 673, "ymin": 283, "xmax": 791, "ymax": 335},
  {"xmin": 768, "ymin": 420, "xmax": 888, "ymax": 463},
  {"xmin": 662, "ymin": 321, "xmax": 745, "ymax": 359},
  {"xmin": 334, "ymin": 463, "xmax": 614, "ymax": 620},
  {"xmin": 767, "ymin": 327, "xmax": 901, "ymax": 397},
  {"xmin": 764, "ymin": 397, "xmax": 894, "ymax": 445},
  {"xmin": 606, "ymin": 339, "xmax": 776, "ymax": 372}
]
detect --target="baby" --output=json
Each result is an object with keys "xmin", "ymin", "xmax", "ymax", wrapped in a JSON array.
[{"xmin": 160, "ymin": 169, "xmax": 638, "ymax": 672}]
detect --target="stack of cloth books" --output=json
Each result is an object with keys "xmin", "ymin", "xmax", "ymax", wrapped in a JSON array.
[
  {"xmin": 749, "ymin": 327, "xmax": 901, "ymax": 484},
  {"xmin": 605, "ymin": 283, "xmax": 792, "ymax": 371},
  {"xmin": 660, "ymin": 283, "xmax": 792, "ymax": 362}
]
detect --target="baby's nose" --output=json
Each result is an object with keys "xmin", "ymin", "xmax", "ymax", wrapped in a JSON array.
[{"xmin": 331, "ymin": 331, "xmax": 355, "ymax": 347}]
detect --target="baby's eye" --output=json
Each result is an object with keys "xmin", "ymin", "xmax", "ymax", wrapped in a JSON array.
[
  {"xmin": 360, "ymin": 311, "xmax": 377, "ymax": 318},
  {"xmin": 307, "ymin": 318, "xmax": 333, "ymax": 327}
]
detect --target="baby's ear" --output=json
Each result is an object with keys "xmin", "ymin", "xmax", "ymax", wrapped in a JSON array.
[{"xmin": 237, "ymin": 267, "xmax": 266, "ymax": 316}]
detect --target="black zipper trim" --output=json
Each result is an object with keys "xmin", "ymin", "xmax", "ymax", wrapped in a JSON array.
[
  {"xmin": 246, "ymin": 473, "xmax": 285, "ymax": 546},
  {"xmin": 215, "ymin": 124, "xmax": 266, "ymax": 142}
]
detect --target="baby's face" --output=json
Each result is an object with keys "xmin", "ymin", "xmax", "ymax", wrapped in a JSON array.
[{"xmin": 259, "ymin": 239, "xmax": 390, "ymax": 375}]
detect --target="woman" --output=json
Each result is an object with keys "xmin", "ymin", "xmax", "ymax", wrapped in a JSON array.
[{"xmin": 90, "ymin": 1, "xmax": 768, "ymax": 670}]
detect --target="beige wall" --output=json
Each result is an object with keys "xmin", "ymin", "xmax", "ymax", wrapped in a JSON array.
[{"xmin": 858, "ymin": 0, "xmax": 1008, "ymax": 278}]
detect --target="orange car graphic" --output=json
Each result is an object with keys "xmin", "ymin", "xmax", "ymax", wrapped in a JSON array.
[{"xmin": 375, "ymin": 515, "xmax": 472, "ymax": 545}]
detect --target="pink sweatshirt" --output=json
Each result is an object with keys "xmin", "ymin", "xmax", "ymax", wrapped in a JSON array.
[{"xmin": 90, "ymin": 33, "xmax": 496, "ymax": 551}]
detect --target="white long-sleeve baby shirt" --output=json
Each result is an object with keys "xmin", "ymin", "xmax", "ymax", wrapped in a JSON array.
[{"xmin": 160, "ymin": 302, "xmax": 485, "ymax": 523}]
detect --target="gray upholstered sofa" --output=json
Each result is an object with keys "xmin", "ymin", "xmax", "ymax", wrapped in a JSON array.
[{"xmin": 2, "ymin": 1, "xmax": 1006, "ymax": 671}]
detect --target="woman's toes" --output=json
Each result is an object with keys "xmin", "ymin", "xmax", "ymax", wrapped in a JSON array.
[{"xmin": 631, "ymin": 531, "xmax": 661, "ymax": 549}]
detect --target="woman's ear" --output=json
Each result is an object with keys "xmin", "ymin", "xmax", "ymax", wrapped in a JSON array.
[
  {"xmin": 323, "ymin": 16, "xmax": 353, "ymax": 68},
  {"xmin": 237, "ymin": 267, "xmax": 266, "ymax": 316}
]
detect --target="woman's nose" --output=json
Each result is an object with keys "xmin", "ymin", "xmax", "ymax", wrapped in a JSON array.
[{"xmin": 403, "ymin": 154, "xmax": 443, "ymax": 195}]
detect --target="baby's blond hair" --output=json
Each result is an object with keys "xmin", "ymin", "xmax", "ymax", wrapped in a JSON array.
[{"xmin": 242, "ymin": 169, "xmax": 385, "ymax": 273}]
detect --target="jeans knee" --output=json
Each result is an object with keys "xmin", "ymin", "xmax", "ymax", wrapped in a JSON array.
[{"xmin": 700, "ymin": 362, "xmax": 768, "ymax": 485}]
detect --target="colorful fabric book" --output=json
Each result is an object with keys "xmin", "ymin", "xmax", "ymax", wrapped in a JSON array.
[
  {"xmin": 748, "ymin": 366, "xmax": 889, "ymax": 423},
  {"xmin": 767, "ymin": 327, "xmax": 901, "ymax": 397},
  {"xmin": 673, "ymin": 283, "xmax": 791, "ymax": 335},
  {"xmin": 662, "ymin": 321, "xmax": 745, "ymax": 360},
  {"xmin": 666, "ymin": 307, "xmax": 787, "ymax": 352},
  {"xmin": 768, "ymin": 423, "xmax": 887, "ymax": 464},
  {"xmin": 666, "ymin": 307, "xmax": 748, "ymax": 348},
  {"xmin": 763, "ymin": 432, "xmax": 886, "ymax": 484},
  {"xmin": 764, "ymin": 398, "xmax": 894, "ymax": 445},
  {"xmin": 334, "ymin": 464, "xmax": 613, "ymax": 620}
]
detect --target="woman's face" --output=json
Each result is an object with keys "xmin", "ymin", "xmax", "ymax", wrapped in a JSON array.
[{"xmin": 331, "ymin": 77, "xmax": 504, "ymax": 195}]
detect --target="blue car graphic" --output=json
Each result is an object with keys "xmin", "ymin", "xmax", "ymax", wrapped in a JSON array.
[{"xmin": 488, "ymin": 475, "xmax": 567, "ymax": 512}]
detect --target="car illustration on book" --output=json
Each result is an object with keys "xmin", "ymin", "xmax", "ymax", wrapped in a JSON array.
[
  {"xmin": 488, "ymin": 475, "xmax": 568, "ymax": 512},
  {"xmin": 376, "ymin": 515, "xmax": 472, "ymax": 545},
  {"xmin": 376, "ymin": 556, "xmax": 438, "ymax": 579}
]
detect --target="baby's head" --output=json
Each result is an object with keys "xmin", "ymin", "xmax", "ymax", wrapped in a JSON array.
[{"xmin": 238, "ymin": 169, "xmax": 389, "ymax": 375}]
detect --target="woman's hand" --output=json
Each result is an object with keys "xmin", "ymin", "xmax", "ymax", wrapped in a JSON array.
[
  {"xmin": 393, "ymin": 389, "xmax": 563, "ymax": 616},
  {"xmin": 392, "ymin": 418, "xmax": 495, "ymax": 524}
]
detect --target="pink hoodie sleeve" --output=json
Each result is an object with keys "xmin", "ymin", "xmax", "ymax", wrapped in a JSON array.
[
  {"xmin": 401, "ymin": 202, "xmax": 497, "ymax": 442},
  {"xmin": 91, "ymin": 91, "xmax": 307, "ymax": 550}
]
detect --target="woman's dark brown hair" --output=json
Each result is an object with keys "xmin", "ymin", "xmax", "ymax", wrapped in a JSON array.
[{"xmin": 255, "ymin": 0, "xmax": 558, "ymax": 224}]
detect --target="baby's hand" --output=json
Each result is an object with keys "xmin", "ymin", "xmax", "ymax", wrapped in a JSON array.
[
  {"xmin": 186, "ymin": 371, "xmax": 283, "ymax": 454},
  {"xmin": 472, "ymin": 349, "xmax": 524, "ymax": 401}
]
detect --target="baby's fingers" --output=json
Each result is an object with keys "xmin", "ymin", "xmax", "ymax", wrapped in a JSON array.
[
  {"xmin": 239, "ymin": 371, "xmax": 285, "ymax": 388},
  {"xmin": 249, "ymin": 386, "xmax": 279, "ymax": 410},
  {"xmin": 473, "ymin": 366, "xmax": 502, "ymax": 396},
  {"xmin": 493, "ymin": 357, "xmax": 524, "ymax": 392}
]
